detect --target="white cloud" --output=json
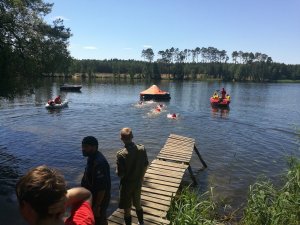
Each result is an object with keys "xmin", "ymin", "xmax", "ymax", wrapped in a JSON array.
[
  {"xmin": 123, "ymin": 47, "xmax": 133, "ymax": 50},
  {"xmin": 51, "ymin": 16, "xmax": 70, "ymax": 21},
  {"xmin": 143, "ymin": 45, "xmax": 152, "ymax": 49},
  {"xmin": 83, "ymin": 46, "xmax": 98, "ymax": 50}
]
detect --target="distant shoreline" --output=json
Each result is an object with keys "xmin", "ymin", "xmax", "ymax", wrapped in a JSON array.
[{"xmin": 42, "ymin": 73, "xmax": 300, "ymax": 83}]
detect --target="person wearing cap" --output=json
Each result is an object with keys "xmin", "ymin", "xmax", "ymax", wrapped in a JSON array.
[
  {"xmin": 116, "ymin": 128, "xmax": 149, "ymax": 225},
  {"xmin": 81, "ymin": 136, "xmax": 111, "ymax": 225},
  {"xmin": 16, "ymin": 165, "xmax": 95, "ymax": 225}
]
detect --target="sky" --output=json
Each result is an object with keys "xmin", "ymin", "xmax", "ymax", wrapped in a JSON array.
[{"xmin": 45, "ymin": 0, "xmax": 300, "ymax": 64}]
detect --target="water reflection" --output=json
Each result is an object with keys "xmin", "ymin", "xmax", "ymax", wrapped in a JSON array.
[{"xmin": 211, "ymin": 107, "xmax": 230, "ymax": 119}]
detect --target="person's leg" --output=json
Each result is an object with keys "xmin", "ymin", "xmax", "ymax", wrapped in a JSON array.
[
  {"xmin": 132, "ymin": 184, "xmax": 143, "ymax": 224},
  {"xmin": 96, "ymin": 193, "xmax": 110, "ymax": 225},
  {"xmin": 119, "ymin": 184, "xmax": 132, "ymax": 225},
  {"xmin": 124, "ymin": 208, "xmax": 131, "ymax": 225}
]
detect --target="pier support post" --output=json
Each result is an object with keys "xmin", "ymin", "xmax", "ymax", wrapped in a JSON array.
[
  {"xmin": 194, "ymin": 145, "xmax": 207, "ymax": 168},
  {"xmin": 188, "ymin": 165, "xmax": 197, "ymax": 185}
]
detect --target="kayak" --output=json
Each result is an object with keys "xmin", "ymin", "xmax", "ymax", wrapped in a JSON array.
[
  {"xmin": 210, "ymin": 97, "xmax": 230, "ymax": 108},
  {"xmin": 45, "ymin": 100, "xmax": 68, "ymax": 109}
]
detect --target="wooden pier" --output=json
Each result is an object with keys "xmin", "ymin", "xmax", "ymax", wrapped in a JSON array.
[{"xmin": 108, "ymin": 134, "xmax": 207, "ymax": 225}]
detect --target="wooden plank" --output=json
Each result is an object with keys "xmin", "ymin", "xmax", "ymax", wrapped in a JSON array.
[
  {"xmin": 143, "ymin": 181, "xmax": 178, "ymax": 193},
  {"xmin": 115, "ymin": 209, "xmax": 170, "ymax": 225},
  {"xmin": 142, "ymin": 205, "xmax": 167, "ymax": 217},
  {"xmin": 147, "ymin": 167, "xmax": 184, "ymax": 177},
  {"xmin": 152, "ymin": 159, "xmax": 188, "ymax": 169},
  {"xmin": 146, "ymin": 169, "xmax": 185, "ymax": 179},
  {"xmin": 112, "ymin": 209, "xmax": 169, "ymax": 225},
  {"xmin": 160, "ymin": 148, "xmax": 193, "ymax": 155},
  {"xmin": 141, "ymin": 199, "xmax": 170, "ymax": 211},
  {"xmin": 157, "ymin": 153, "xmax": 191, "ymax": 161},
  {"xmin": 149, "ymin": 163, "xmax": 186, "ymax": 173},
  {"xmin": 169, "ymin": 134, "xmax": 195, "ymax": 142},
  {"xmin": 143, "ymin": 177, "xmax": 181, "ymax": 188},
  {"xmin": 142, "ymin": 187, "xmax": 175, "ymax": 197},
  {"xmin": 163, "ymin": 142, "xmax": 194, "ymax": 151},
  {"xmin": 159, "ymin": 150, "xmax": 193, "ymax": 158},
  {"xmin": 157, "ymin": 155, "xmax": 190, "ymax": 163},
  {"xmin": 141, "ymin": 191, "xmax": 172, "ymax": 202},
  {"xmin": 144, "ymin": 173, "xmax": 182, "ymax": 184},
  {"xmin": 108, "ymin": 214, "xmax": 124, "ymax": 224},
  {"xmin": 165, "ymin": 139, "xmax": 195, "ymax": 147},
  {"xmin": 107, "ymin": 221, "xmax": 122, "ymax": 225},
  {"xmin": 141, "ymin": 194, "xmax": 170, "ymax": 206}
]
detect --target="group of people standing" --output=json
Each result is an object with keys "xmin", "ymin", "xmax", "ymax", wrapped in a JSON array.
[{"xmin": 16, "ymin": 127, "xmax": 149, "ymax": 225}]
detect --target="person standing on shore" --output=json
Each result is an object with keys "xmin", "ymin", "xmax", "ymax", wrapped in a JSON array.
[
  {"xmin": 116, "ymin": 128, "xmax": 149, "ymax": 225},
  {"xmin": 81, "ymin": 136, "xmax": 111, "ymax": 225},
  {"xmin": 16, "ymin": 165, "xmax": 95, "ymax": 225}
]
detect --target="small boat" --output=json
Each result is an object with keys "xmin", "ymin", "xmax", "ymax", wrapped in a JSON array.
[
  {"xmin": 60, "ymin": 84, "xmax": 82, "ymax": 91},
  {"xmin": 140, "ymin": 85, "xmax": 171, "ymax": 101},
  {"xmin": 45, "ymin": 100, "xmax": 68, "ymax": 109},
  {"xmin": 210, "ymin": 97, "xmax": 230, "ymax": 108}
]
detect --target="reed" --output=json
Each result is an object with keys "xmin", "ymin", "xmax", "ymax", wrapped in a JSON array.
[
  {"xmin": 168, "ymin": 158, "xmax": 300, "ymax": 225},
  {"xmin": 168, "ymin": 186, "xmax": 218, "ymax": 225},
  {"xmin": 241, "ymin": 157, "xmax": 300, "ymax": 225}
]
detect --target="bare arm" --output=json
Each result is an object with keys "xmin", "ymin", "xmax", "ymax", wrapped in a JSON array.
[
  {"xmin": 65, "ymin": 187, "xmax": 92, "ymax": 207},
  {"xmin": 47, "ymin": 187, "xmax": 92, "ymax": 216}
]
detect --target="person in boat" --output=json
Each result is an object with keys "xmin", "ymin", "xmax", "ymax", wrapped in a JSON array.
[
  {"xmin": 212, "ymin": 91, "xmax": 219, "ymax": 99},
  {"xmin": 221, "ymin": 88, "xmax": 226, "ymax": 99},
  {"xmin": 54, "ymin": 95, "xmax": 62, "ymax": 104},
  {"xmin": 226, "ymin": 94, "xmax": 231, "ymax": 101},
  {"xmin": 116, "ymin": 128, "xmax": 149, "ymax": 225},
  {"xmin": 81, "ymin": 136, "xmax": 111, "ymax": 225},
  {"xmin": 172, "ymin": 113, "xmax": 177, "ymax": 118},
  {"xmin": 48, "ymin": 99, "xmax": 55, "ymax": 106},
  {"xmin": 16, "ymin": 165, "xmax": 95, "ymax": 225}
]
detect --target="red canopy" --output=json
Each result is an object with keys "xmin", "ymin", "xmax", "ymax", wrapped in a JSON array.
[{"xmin": 140, "ymin": 85, "xmax": 169, "ymax": 95}]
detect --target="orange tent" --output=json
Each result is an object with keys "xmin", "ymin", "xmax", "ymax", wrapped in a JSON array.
[
  {"xmin": 140, "ymin": 85, "xmax": 169, "ymax": 95},
  {"xmin": 140, "ymin": 85, "xmax": 171, "ymax": 100}
]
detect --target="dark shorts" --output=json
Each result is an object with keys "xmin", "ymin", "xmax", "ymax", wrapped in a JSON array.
[{"xmin": 119, "ymin": 182, "xmax": 142, "ymax": 209}]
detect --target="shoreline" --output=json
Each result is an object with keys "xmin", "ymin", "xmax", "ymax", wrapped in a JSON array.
[{"xmin": 42, "ymin": 73, "xmax": 300, "ymax": 83}]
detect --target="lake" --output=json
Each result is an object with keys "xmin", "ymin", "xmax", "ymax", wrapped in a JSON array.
[{"xmin": 0, "ymin": 78, "xmax": 299, "ymax": 224}]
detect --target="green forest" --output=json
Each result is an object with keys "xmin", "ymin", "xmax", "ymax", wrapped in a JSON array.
[{"xmin": 1, "ymin": 0, "xmax": 300, "ymax": 82}]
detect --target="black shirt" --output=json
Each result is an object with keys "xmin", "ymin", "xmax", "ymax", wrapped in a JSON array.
[{"xmin": 81, "ymin": 151, "xmax": 111, "ymax": 195}]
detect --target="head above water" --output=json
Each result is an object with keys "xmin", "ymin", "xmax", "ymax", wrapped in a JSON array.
[
  {"xmin": 16, "ymin": 165, "xmax": 67, "ymax": 224},
  {"xmin": 120, "ymin": 127, "xmax": 133, "ymax": 144},
  {"xmin": 82, "ymin": 136, "xmax": 98, "ymax": 157}
]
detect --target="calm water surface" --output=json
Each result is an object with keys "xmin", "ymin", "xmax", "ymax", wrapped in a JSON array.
[{"xmin": 0, "ymin": 78, "xmax": 299, "ymax": 224}]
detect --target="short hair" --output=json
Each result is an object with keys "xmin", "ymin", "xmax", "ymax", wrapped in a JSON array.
[
  {"xmin": 82, "ymin": 136, "xmax": 98, "ymax": 148},
  {"xmin": 16, "ymin": 165, "xmax": 67, "ymax": 218},
  {"xmin": 120, "ymin": 127, "xmax": 133, "ymax": 141}
]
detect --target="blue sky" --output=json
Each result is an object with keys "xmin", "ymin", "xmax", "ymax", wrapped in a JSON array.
[{"xmin": 45, "ymin": 0, "xmax": 300, "ymax": 64}]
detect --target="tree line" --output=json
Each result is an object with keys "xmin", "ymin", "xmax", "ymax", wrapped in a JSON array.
[
  {"xmin": 70, "ymin": 47, "xmax": 300, "ymax": 81},
  {"xmin": 1, "ymin": 1, "xmax": 299, "ymax": 83}
]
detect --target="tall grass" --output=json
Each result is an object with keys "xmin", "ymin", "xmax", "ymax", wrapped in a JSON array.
[
  {"xmin": 241, "ymin": 157, "xmax": 300, "ymax": 225},
  {"xmin": 168, "ymin": 187, "xmax": 218, "ymax": 225},
  {"xmin": 168, "ymin": 158, "xmax": 300, "ymax": 225}
]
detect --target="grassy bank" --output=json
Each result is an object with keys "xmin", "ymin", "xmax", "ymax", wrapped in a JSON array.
[{"xmin": 168, "ymin": 158, "xmax": 300, "ymax": 225}]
